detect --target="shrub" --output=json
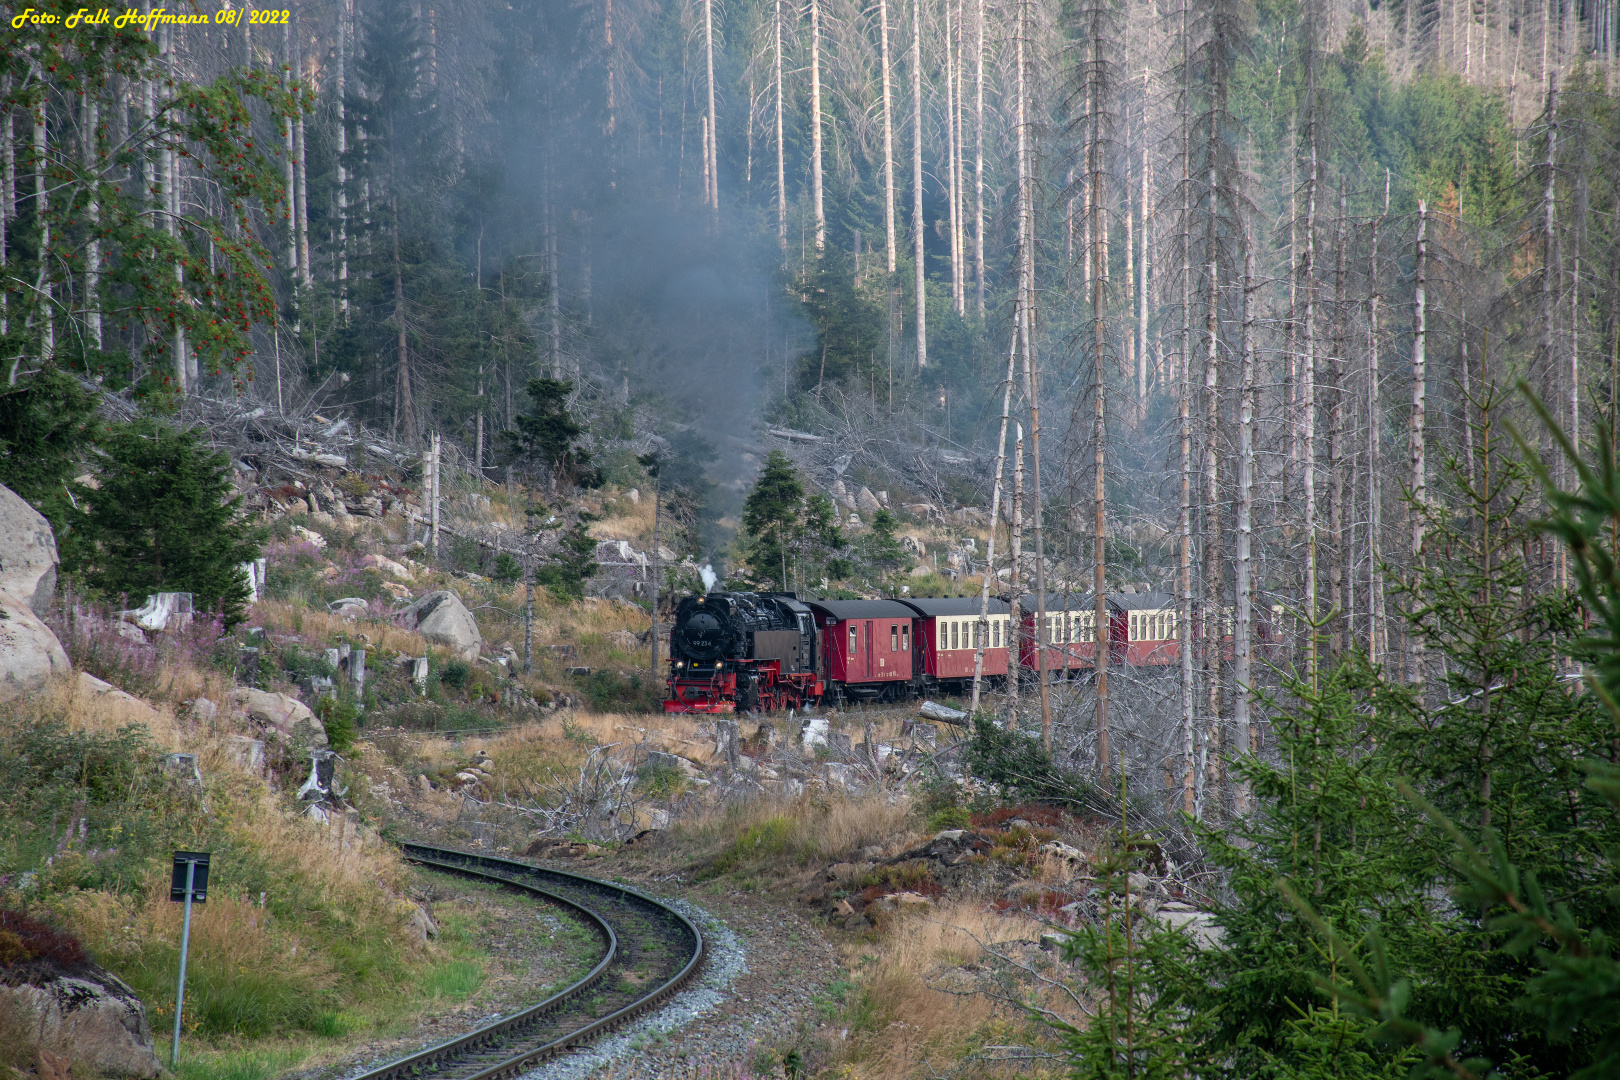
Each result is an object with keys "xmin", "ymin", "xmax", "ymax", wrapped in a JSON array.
[
  {"xmin": 925, "ymin": 807, "xmax": 971, "ymax": 833},
  {"xmin": 316, "ymin": 698, "xmax": 360, "ymax": 755},
  {"xmin": 438, "ymin": 660, "xmax": 471, "ymax": 690},
  {"xmin": 636, "ymin": 761, "xmax": 686, "ymax": 798},
  {"xmin": 0, "ymin": 910, "xmax": 88, "ymax": 967},
  {"xmin": 280, "ymin": 644, "xmax": 338, "ymax": 682}
]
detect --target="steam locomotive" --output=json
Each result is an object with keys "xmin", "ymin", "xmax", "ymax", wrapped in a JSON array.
[
  {"xmin": 663, "ymin": 588, "xmax": 1291, "ymax": 714},
  {"xmin": 665, "ymin": 592, "xmax": 821, "ymax": 712}
]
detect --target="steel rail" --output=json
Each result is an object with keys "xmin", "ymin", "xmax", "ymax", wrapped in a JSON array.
[{"xmin": 346, "ymin": 843, "xmax": 704, "ymax": 1080}]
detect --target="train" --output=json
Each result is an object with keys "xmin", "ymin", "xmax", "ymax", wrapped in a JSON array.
[{"xmin": 663, "ymin": 589, "xmax": 1291, "ymax": 713}]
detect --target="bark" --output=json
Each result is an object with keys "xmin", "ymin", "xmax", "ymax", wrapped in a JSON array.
[
  {"xmin": 650, "ymin": 474, "xmax": 662, "ymax": 682},
  {"xmin": 973, "ymin": 0, "xmax": 985, "ymax": 314},
  {"xmin": 294, "ymin": 10, "xmax": 310, "ymax": 288},
  {"xmin": 1014, "ymin": 0, "xmax": 1050, "ymax": 748},
  {"xmin": 394, "ymin": 190, "xmax": 416, "ymax": 441},
  {"xmin": 811, "ymin": 0, "xmax": 825, "ymax": 249},
  {"xmin": 338, "ymin": 0, "xmax": 349, "ymax": 317},
  {"xmin": 1125, "ymin": 142, "xmax": 1137, "ymax": 417},
  {"xmin": 1234, "ymin": 251, "xmax": 1256, "ymax": 814},
  {"xmin": 1178, "ymin": 0, "xmax": 1195, "ymax": 816},
  {"xmin": 775, "ymin": 0, "xmax": 787, "ymax": 245},
  {"xmin": 170, "ymin": 29, "xmax": 191, "ymax": 385},
  {"xmin": 1302, "ymin": 136, "xmax": 1319, "ymax": 687},
  {"xmin": 912, "ymin": 0, "xmax": 926, "ymax": 366},
  {"xmin": 1090, "ymin": 19, "xmax": 1109, "ymax": 781},
  {"xmin": 1409, "ymin": 200, "xmax": 1427, "ymax": 686},
  {"xmin": 1329, "ymin": 196, "xmax": 1347, "ymax": 656},
  {"xmin": 1368, "ymin": 172, "xmax": 1389, "ymax": 665},
  {"xmin": 704, "ymin": 0, "xmax": 720, "ymax": 218},
  {"xmin": 946, "ymin": 2, "xmax": 959, "ymax": 317},
  {"xmin": 1202, "ymin": 238, "xmax": 1219, "ymax": 810},
  {"xmin": 283, "ymin": 19, "xmax": 297, "ymax": 292},
  {"xmin": 972, "ymin": 333, "xmax": 1020, "ymax": 714},
  {"xmin": 1009, "ymin": 424, "xmax": 1024, "ymax": 718},
  {"xmin": 880, "ymin": 0, "xmax": 896, "ymax": 270},
  {"xmin": 85, "ymin": 95, "xmax": 101, "ymax": 349},
  {"xmin": 945, "ymin": 0, "xmax": 960, "ymax": 310},
  {"xmin": 32, "ymin": 94, "xmax": 51, "ymax": 363},
  {"xmin": 1139, "ymin": 134, "xmax": 1150, "ymax": 405},
  {"xmin": 1, "ymin": 77, "xmax": 9, "ymax": 339},
  {"xmin": 548, "ymin": 193, "xmax": 561, "ymax": 377}
]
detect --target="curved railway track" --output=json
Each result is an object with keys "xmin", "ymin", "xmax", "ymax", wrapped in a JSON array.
[{"xmin": 350, "ymin": 843, "xmax": 704, "ymax": 1080}]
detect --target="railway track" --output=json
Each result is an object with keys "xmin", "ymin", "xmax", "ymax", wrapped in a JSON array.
[{"xmin": 350, "ymin": 843, "xmax": 704, "ymax": 1080}]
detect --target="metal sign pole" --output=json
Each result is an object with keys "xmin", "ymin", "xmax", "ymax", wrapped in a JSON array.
[
  {"xmin": 172, "ymin": 859, "xmax": 195, "ymax": 1067},
  {"xmin": 168, "ymin": 850, "xmax": 209, "ymax": 1067}
]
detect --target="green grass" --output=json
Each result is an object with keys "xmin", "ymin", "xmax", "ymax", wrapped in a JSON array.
[
  {"xmin": 174, "ymin": 1048, "xmax": 309, "ymax": 1080},
  {"xmin": 421, "ymin": 960, "xmax": 484, "ymax": 1002}
]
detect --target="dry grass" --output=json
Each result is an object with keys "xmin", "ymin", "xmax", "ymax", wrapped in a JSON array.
[
  {"xmin": 588, "ymin": 489, "xmax": 659, "ymax": 544},
  {"xmin": 680, "ymin": 790, "xmax": 920, "ymax": 873},
  {"xmin": 836, "ymin": 899, "xmax": 1052, "ymax": 1080},
  {"xmin": 254, "ymin": 599, "xmax": 431, "ymax": 658},
  {"xmin": 27, "ymin": 673, "xmax": 184, "ymax": 749}
]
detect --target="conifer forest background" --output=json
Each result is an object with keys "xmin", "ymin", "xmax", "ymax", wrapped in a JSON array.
[{"xmin": 6, "ymin": 0, "xmax": 1620, "ymax": 874}]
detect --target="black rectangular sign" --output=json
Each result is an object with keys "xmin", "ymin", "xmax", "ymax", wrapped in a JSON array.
[{"xmin": 170, "ymin": 851, "xmax": 211, "ymax": 903}]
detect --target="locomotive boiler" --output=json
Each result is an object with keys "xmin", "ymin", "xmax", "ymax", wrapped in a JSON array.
[{"xmin": 663, "ymin": 592, "xmax": 822, "ymax": 713}]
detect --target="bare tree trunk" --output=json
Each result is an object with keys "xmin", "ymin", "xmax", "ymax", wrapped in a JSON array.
[
  {"xmin": 1139, "ymin": 134, "xmax": 1150, "ymax": 404},
  {"xmin": 1302, "ymin": 138, "xmax": 1319, "ymax": 688},
  {"xmin": 775, "ymin": 0, "xmax": 787, "ymax": 246},
  {"xmin": 1408, "ymin": 200, "xmax": 1427, "ymax": 687},
  {"xmin": 283, "ymin": 18, "xmax": 297, "ymax": 298},
  {"xmin": 1368, "ymin": 172, "xmax": 1389, "ymax": 664},
  {"xmin": 1234, "ymin": 252, "xmax": 1256, "ymax": 814},
  {"xmin": 973, "ymin": 335, "xmax": 1020, "ymax": 713},
  {"xmin": 973, "ymin": 0, "xmax": 985, "ymax": 315},
  {"xmin": 1201, "ymin": 198, "xmax": 1220, "ymax": 809},
  {"xmin": 701, "ymin": 115, "xmax": 712, "ymax": 212},
  {"xmin": 704, "ymin": 0, "xmax": 720, "ymax": 219},
  {"xmin": 294, "ymin": 8, "xmax": 310, "ymax": 288},
  {"xmin": 1009, "ymin": 426, "xmax": 1024, "ymax": 720},
  {"xmin": 946, "ymin": 1, "xmax": 959, "ymax": 317},
  {"xmin": 338, "ymin": 0, "xmax": 349, "ymax": 318},
  {"xmin": 946, "ymin": 0, "xmax": 962, "ymax": 311},
  {"xmin": 1090, "ymin": 25, "xmax": 1110, "ymax": 780},
  {"xmin": 811, "ymin": 0, "xmax": 825, "ymax": 249},
  {"xmin": 880, "ymin": 0, "xmax": 897, "ymax": 270},
  {"xmin": 170, "ymin": 29, "xmax": 192, "ymax": 385},
  {"xmin": 1014, "ymin": 0, "xmax": 1051, "ymax": 750},
  {"xmin": 1329, "ymin": 196, "xmax": 1347, "ymax": 656},
  {"xmin": 395, "ymin": 190, "xmax": 417, "ymax": 441},
  {"xmin": 2, "ymin": 88, "xmax": 10, "ymax": 340},
  {"xmin": 1125, "ymin": 143, "xmax": 1138, "ymax": 418},
  {"xmin": 912, "ymin": 0, "xmax": 926, "ymax": 366},
  {"xmin": 32, "ymin": 93, "xmax": 52, "ymax": 363},
  {"xmin": 548, "ymin": 194, "xmax": 561, "ymax": 377},
  {"xmin": 2, "ymin": 74, "xmax": 12, "ymax": 339},
  {"xmin": 1178, "ymin": 0, "xmax": 1195, "ymax": 816},
  {"xmin": 650, "ymin": 474, "xmax": 662, "ymax": 682},
  {"xmin": 85, "ymin": 94, "xmax": 101, "ymax": 349}
]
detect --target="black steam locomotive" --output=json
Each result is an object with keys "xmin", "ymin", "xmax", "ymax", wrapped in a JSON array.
[{"xmin": 664, "ymin": 592, "xmax": 822, "ymax": 713}]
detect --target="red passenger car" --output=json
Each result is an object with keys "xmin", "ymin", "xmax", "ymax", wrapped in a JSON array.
[
  {"xmin": 897, "ymin": 597, "xmax": 1010, "ymax": 690},
  {"xmin": 803, "ymin": 599, "xmax": 917, "ymax": 702}
]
